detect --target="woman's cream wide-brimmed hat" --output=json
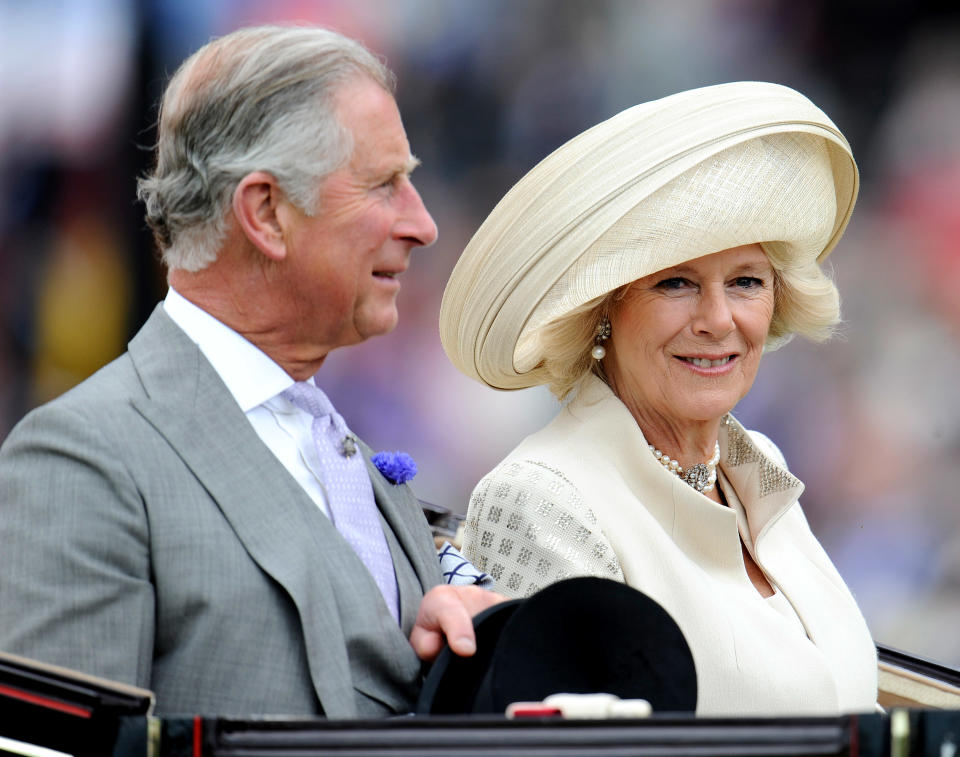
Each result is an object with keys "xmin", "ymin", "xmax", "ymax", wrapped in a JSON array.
[{"xmin": 439, "ymin": 81, "xmax": 858, "ymax": 390}]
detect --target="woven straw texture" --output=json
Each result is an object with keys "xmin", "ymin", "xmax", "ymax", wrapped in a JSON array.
[{"xmin": 439, "ymin": 81, "xmax": 858, "ymax": 390}]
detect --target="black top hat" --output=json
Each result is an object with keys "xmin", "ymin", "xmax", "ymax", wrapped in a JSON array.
[{"xmin": 417, "ymin": 576, "xmax": 697, "ymax": 715}]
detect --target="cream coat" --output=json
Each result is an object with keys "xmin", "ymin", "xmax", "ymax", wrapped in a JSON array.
[{"xmin": 462, "ymin": 376, "xmax": 877, "ymax": 716}]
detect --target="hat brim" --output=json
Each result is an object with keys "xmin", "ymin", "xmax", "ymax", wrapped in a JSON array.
[
  {"xmin": 416, "ymin": 598, "xmax": 523, "ymax": 715},
  {"xmin": 417, "ymin": 577, "xmax": 697, "ymax": 715},
  {"xmin": 440, "ymin": 82, "xmax": 858, "ymax": 390}
]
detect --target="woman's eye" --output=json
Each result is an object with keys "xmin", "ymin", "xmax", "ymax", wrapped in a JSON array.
[
  {"xmin": 655, "ymin": 277, "xmax": 690, "ymax": 291},
  {"xmin": 733, "ymin": 276, "xmax": 764, "ymax": 289}
]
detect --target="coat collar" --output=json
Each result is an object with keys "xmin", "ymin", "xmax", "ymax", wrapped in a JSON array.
[
  {"xmin": 566, "ymin": 376, "xmax": 804, "ymax": 552},
  {"xmin": 717, "ymin": 414, "xmax": 804, "ymax": 547},
  {"xmin": 554, "ymin": 378, "xmax": 874, "ymax": 705}
]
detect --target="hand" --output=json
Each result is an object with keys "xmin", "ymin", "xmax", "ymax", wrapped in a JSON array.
[{"xmin": 409, "ymin": 584, "xmax": 506, "ymax": 662}]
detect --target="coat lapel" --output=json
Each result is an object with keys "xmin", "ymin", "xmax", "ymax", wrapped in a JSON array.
[
  {"xmin": 126, "ymin": 307, "xmax": 360, "ymax": 717},
  {"xmin": 361, "ymin": 445, "xmax": 442, "ymax": 632}
]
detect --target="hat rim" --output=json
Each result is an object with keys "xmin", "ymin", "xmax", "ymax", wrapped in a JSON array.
[
  {"xmin": 439, "ymin": 82, "xmax": 858, "ymax": 391},
  {"xmin": 416, "ymin": 598, "xmax": 524, "ymax": 715},
  {"xmin": 415, "ymin": 577, "xmax": 698, "ymax": 715}
]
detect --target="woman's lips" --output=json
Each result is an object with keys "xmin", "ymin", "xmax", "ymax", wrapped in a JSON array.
[{"xmin": 679, "ymin": 355, "xmax": 734, "ymax": 368}]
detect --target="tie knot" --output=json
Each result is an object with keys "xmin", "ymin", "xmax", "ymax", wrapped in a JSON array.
[
  {"xmin": 282, "ymin": 381, "xmax": 336, "ymax": 420},
  {"xmin": 282, "ymin": 381, "xmax": 358, "ymax": 456}
]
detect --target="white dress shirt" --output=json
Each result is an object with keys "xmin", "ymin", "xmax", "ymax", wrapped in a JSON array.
[{"xmin": 163, "ymin": 287, "xmax": 332, "ymax": 516}]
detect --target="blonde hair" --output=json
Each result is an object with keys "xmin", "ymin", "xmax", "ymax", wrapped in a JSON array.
[
  {"xmin": 537, "ymin": 253, "xmax": 840, "ymax": 400},
  {"xmin": 763, "ymin": 242, "xmax": 840, "ymax": 347},
  {"xmin": 538, "ymin": 287, "xmax": 623, "ymax": 400}
]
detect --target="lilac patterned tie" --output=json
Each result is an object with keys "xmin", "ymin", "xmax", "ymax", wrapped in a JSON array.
[{"xmin": 282, "ymin": 380, "xmax": 399, "ymax": 623}]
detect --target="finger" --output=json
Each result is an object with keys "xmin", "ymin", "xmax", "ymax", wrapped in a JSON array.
[
  {"xmin": 411, "ymin": 586, "xmax": 506, "ymax": 661},
  {"xmin": 411, "ymin": 585, "xmax": 475, "ymax": 661},
  {"xmin": 434, "ymin": 586, "xmax": 506, "ymax": 656},
  {"xmin": 409, "ymin": 625, "xmax": 448, "ymax": 662}
]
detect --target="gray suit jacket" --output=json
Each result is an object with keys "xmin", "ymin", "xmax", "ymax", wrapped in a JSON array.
[{"xmin": 0, "ymin": 306, "xmax": 442, "ymax": 717}]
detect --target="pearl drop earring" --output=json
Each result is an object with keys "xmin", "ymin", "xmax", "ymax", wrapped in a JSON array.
[{"xmin": 592, "ymin": 316, "xmax": 611, "ymax": 360}]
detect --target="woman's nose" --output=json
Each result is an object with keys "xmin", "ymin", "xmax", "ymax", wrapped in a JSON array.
[{"xmin": 691, "ymin": 285, "xmax": 734, "ymax": 337}]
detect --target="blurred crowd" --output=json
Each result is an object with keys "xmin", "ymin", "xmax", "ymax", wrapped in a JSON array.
[{"xmin": 2, "ymin": 0, "xmax": 959, "ymax": 666}]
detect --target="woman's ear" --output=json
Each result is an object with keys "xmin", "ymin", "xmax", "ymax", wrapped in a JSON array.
[{"xmin": 232, "ymin": 172, "xmax": 288, "ymax": 262}]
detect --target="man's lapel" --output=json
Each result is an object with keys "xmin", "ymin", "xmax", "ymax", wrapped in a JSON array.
[
  {"xmin": 126, "ymin": 306, "xmax": 360, "ymax": 717},
  {"xmin": 361, "ymin": 445, "xmax": 442, "ymax": 631}
]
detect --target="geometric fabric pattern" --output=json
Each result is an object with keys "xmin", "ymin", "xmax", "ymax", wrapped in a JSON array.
[
  {"xmin": 723, "ymin": 418, "xmax": 801, "ymax": 498},
  {"xmin": 462, "ymin": 460, "xmax": 623, "ymax": 598}
]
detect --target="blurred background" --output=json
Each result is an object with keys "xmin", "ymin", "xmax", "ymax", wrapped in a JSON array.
[{"xmin": 1, "ymin": 0, "xmax": 959, "ymax": 666}]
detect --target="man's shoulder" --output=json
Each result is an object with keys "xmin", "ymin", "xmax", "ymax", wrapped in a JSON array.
[
  {"xmin": 0, "ymin": 351, "xmax": 142, "ymax": 462},
  {"xmin": 67, "ymin": 349, "xmax": 142, "ymax": 402},
  {"xmin": 12, "ymin": 305, "xmax": 192, "ymax": 432},
  {"xmin": 3, "ymin": 305, "xmax": 183, "ymax": 448},
  {"xmin": 29, "ymin": 350, "xmax": 141, "ymax": 424}
]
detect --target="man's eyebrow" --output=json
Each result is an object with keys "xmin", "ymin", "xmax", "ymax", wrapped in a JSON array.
[{"xmin": 403, "ymin": 155, "xmax": 422, "ymax": 174}]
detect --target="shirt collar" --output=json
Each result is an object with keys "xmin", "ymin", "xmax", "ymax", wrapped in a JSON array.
[{"xmin": 163, "ymin": 287, "xmax": 294, "ymax": 412}]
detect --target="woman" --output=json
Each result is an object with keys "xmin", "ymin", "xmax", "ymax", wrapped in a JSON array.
[{"xmin": 439, "ymin": 82, "xmax": 877, "ymax": 715}]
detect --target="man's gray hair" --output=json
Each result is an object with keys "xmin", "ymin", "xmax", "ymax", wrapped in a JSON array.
[{"xmin": 137, "ymin": 25, "xmax": 395, "ymax": 271}]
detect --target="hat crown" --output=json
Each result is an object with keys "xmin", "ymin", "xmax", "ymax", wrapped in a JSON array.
[
  {"xmin": 516, "ymin": 132, "xmax": 837, "ymax": 371},
  {"xmin": 439, "ymin": 81, "xmax": 858, "ymax": 390}
]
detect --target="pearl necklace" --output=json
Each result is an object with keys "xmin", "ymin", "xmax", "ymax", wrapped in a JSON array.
[{"xmin": 648, "ymin": 441, "xmax": 720, "ymax": 493}]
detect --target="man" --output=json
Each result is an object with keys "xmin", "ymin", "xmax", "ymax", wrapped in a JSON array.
[{"xmin": 0, "ymin": 25, "xmax": 499, "ymax": 718}]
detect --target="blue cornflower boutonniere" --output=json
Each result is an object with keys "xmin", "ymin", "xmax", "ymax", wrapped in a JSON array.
[{"xmin": 372, "ymin": 451, "xmax": 417, "ymax": 485}]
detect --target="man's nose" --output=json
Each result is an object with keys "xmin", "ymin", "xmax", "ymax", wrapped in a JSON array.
[{"xmin": 397, "ymin": 181, "xmax": 438, "ymax": 248}]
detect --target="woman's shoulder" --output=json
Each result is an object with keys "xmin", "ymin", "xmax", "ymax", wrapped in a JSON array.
[
  {"xmin": 468, "ymin": 457, "xmax": 602, "ymax": 532},
  {"xmin": 463, "ymin": 457, "xmax": 623, "ymax": 597}
]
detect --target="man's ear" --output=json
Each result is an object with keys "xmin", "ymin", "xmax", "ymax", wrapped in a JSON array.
[{"xmin": 232, "ymin": 172, "xmax": 289, "ymax": 262}]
